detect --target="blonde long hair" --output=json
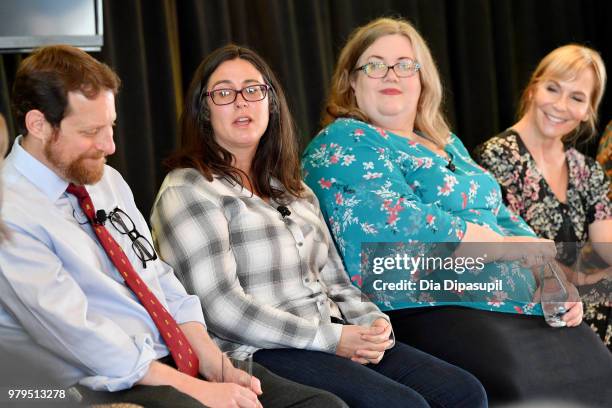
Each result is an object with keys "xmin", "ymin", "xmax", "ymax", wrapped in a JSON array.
[
  {"xmin": 518, "ymin": 44, "xmax": 607, "ymax": 144},
  {"xmin": 323, "ymin": 17, "xmax": 451, "ymax": 147}
]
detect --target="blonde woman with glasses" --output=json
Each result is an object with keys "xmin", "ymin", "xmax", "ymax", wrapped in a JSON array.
[{"xmin": 303, "ymin": 17, "xmax": 612, "ymax": 405}]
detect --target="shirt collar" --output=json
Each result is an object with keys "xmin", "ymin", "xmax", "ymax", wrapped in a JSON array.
[
  {"xmin": 214, "ymin": 174, "xmax": 293, "ymax": 204},
  {"xmin": 10, "ymin": 135, "xmax": 70, "ymax": 202}
]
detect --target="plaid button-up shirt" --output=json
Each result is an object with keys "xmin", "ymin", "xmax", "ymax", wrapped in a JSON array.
[{"xmin": 151, "ymin": 168, "xmax": 390, "ymax": 354}]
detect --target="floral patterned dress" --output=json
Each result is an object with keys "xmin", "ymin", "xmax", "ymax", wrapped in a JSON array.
[
  {"xmin": 475, "ymin": 129, "xmax": 612, "ymax": 349},
  {"xmin": 303, "ymin": 118, "xmax": 541, "ymax": 316}
]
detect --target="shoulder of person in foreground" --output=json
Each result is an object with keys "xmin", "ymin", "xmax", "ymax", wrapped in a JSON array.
[{"xmin": 472, "ymin": 130, "xmax": 522, "ymax": 175}]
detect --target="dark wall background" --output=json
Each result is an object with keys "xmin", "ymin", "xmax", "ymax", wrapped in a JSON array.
[{"xmin": 0, "ymin": 0, "xmax": 610, "ymax": 217}]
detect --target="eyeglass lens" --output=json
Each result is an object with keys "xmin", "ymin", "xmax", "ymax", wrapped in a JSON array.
[
  {"xmin": 109, "ymin": 209, "xmax": 134, "ymax": 234},
  {"xmin": 132, "ymin": 238, "xmax": 156, "ymax": 261},
  {"xmin": 362, "ymin": 61, "xmax": 419, "ymax": 78},
  {"xmin": 209, "ymin": 84, "xmax": 268, "ymax": 105},
  {"xmin": 108, "ymin": 208, "xmax": 157, "ymax": 266}
]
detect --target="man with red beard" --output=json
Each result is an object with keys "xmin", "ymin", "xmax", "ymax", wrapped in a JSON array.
[{"xmin": 0, "ymin": 45, "xmax": 344, "ymax": 408}]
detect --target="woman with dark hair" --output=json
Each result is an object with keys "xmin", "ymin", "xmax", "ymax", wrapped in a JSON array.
[
  {"xmin": 151, "ymin": 44, "xmax": 486, "ymax": 408},
  {"xmin": 302, "ymin": 17, "xmax": 612, "ymax": 406}
]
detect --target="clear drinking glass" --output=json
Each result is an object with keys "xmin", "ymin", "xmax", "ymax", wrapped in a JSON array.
[
  {"xmin": 222, "ymin": 350, "xmax": 253, "ymax": 387},
  {"xmin": 539, "ymin": 261, "xmax": 579, "ymax": 327}
]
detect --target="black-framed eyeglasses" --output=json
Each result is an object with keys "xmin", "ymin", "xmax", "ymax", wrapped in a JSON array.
[
  {"xmin": 204, "ymin": 84, "xmax": 270, "ymax": 106},
  {"xmin": 354, "ymin": 60, "xmax": 421, "ymax": 79},
  {"xmin": 108, "ymin": 207, "xmax": 158, "ymax": 268}
]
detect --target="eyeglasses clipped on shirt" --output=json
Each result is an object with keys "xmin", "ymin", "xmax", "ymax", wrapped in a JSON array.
[{"xmin": 102, "ymin": 207, "xmax": 158, "ymax": 268}]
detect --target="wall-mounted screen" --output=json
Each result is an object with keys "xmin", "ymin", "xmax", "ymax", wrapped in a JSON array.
[{"xmin": 0, "ymin": 0, "xmax": 103, "ymax": 53}]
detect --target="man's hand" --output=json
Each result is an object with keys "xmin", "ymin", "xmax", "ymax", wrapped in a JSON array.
[
  {"xmin": 220, "ymin": 353, "xmax": 263, "ymax": 396},
  {"xmin": 138, "ymin": 361, "xmax": 262, "ymax": 408},
  {"xmin": 192, "ymin": 380, "xmax": 262, "ymax": 408}
]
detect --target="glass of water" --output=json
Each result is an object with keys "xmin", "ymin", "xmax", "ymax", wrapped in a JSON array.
[
  {"xmin": 222, "ymin": 350, "xmax": 253, "ymax": 387},
  {"xmin": 539, "ymin": 261, "xmax": 578, "ymax": 327}
]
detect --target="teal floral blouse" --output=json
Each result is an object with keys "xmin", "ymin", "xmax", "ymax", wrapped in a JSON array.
[{"xmin": 303, "ymin": 118, "xmax": 542, "ymax": 315}]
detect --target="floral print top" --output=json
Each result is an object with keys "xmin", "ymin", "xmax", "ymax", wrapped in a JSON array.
[
  {"xmin": 303, "ymin": 118, "xmax": 541, "ymax": 315},
  {"xmin": 475, "ymin": 129, "xmax": 612, "ymax": 253}
]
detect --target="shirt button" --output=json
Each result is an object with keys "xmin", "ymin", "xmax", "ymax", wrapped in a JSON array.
[
  {"xmin": 304, "ymin": 277, "xmax": 310, "ymax": 282},
  {"xmin": 297, "ymin": 242, "xmax": 303, "ymax": 247}
]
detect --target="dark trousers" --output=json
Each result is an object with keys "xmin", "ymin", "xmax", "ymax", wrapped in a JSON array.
[
  {"xmin": 76, "ymin": 361, "xmax": 347, "ymax": 408},
  {"xmin": 388, "ymin": 306, "xmax": 612, "ymax": 407},
  {"xmin": 254, "ymin": 341, "xmax": 487, "ymax": 408}
]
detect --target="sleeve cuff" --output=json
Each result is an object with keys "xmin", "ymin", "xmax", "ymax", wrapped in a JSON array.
[
  {"xmin": 170, "ymin": 294, "xmax": 207, "ymax": 329},
  {"xmin": 77, "ymin": 334, "xmax": 158, "ymax": 391},
  {"xmin": 310, "ymin": 323, "xmax": 343, "ymax": 353}
]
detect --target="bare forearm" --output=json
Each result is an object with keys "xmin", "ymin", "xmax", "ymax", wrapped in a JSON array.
[
  {"xmin": 454, "ymin": 222, "xmax": 503, "ymax": 259},
  {"xmin": 458, "ymin": 222, "xmax": 557, "ymax": 265},
  {"xmin": 592, "ymin": 244, "xmax": 612, "ymax": 267},
  {"xmin": 180, "ymin": 321, "xmax": 223, "ymax": 380},
  {"xmin": 138, "ymin": 360, "xmax": 187, "ymax": 386},
  {"xmin": 135, "ymin": 324, "xmax": 221, "ymax": 396},
  {"xmin": 137, "ymin": 360, "xmax": 226, "ymax": 406},
  {"xmin": 589, "ymin": 220, "xmax": 612, "ymax": 266},
  {"xmin": 461, "ymin": 222, "xmax": 504, "ymax": 243}
]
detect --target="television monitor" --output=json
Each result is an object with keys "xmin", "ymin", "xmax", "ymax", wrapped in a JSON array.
[{"xmin": 0, "ymin": 0, "xmax": 103, "ymax": 53}]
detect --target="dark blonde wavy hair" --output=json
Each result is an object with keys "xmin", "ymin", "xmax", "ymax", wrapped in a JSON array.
[
  {"xmin": 518, "ymin": 44, "xmax": 607, "ymax": 144},
  {"xmin": 323, "ymin": 17, "xmax": 451, "ymax": 147}
]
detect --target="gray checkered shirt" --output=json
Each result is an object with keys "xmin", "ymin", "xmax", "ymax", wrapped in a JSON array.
[{"xmin": 151, "ymin": 168, "xmax": 390, "ymax": 354}]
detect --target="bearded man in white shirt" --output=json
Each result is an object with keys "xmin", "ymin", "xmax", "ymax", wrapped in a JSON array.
[{"xmin": 0, "ymin": 44, "xmax": 344, "ymax": 408}]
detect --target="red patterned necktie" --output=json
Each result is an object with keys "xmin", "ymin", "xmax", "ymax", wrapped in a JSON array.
[{"xmin": 66, "ymin": 183, "xmax": 199, "ymax": 377}]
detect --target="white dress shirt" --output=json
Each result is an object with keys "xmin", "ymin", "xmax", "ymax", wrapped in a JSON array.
[{"xmin": 0, "ymin": 137, "xmax": 205, "ymax": 391}]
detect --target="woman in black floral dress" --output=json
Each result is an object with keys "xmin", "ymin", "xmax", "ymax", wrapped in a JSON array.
[{"xmin": 476, "ymin": 44, "xmax": 612, "ymax": 350}]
